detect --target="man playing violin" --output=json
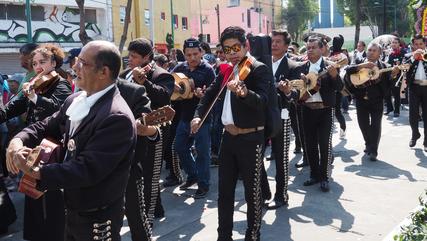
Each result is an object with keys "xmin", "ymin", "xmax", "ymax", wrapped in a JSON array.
[
  {"xmin": 119, "ymin": 38, "xmax": 175, "ymax": 224},
  {"xmin": 172, "ymin": 38, "xmax": 215, "ymax": 199},
  {"xmin": 345, "ymin": 42, "xmax": 400, "ymax": 161},
  {"xmin": 292, "ymin": 37, "xmax": 343, "ymax": 192},
  {"xmin": 192, "ymin": 26, "xmax": 270, "ymax": 241},
  {"xmin": 406, "ymin": 34, "xmax": 427, "ymax": 152},
  {"xmin": 0, "ymin": 44, "xmax": 71, "ymax": 241}
]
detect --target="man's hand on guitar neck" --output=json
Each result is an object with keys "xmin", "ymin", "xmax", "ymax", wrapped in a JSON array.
[
  {"xmin": 326, "ymin": 65, "xmax": 338, "ymax": 79},
  {"xmin": 7, "ymin": 139, "xmax": 42, "ymax": 179},
  {"xmin": 278, "ymin": 80, "xmax": 292, "ymax": 95},
  {"xmin": 135, "ymin": 117, "xmax": 158, "ymax": 137},
  {"xmin": 391, "ymin": 65, "xmax": 401, "ymax": 78}
]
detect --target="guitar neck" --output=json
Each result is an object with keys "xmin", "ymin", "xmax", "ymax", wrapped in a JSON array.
[{"xmin": 378, "ymin": 67, "xmax": 394, "ymax": 74}]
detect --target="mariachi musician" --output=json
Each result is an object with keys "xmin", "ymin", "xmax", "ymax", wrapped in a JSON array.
[
  {"xmin": 405, "ymin": 34, "xmax": 427, "ymax": 151},
  {"xmin": 192, "ymin": 26, "xmax": 270, "ymax": 241},
  {"xmin": 120, "ymin": 38, "xmax": 175, "ymax": 225},
  {"xmin": 344, "ymin": 42, "xmax": 399, "ymax": 161},
  {"xmin": 266, "ymin": 29, "xmax": 301, "ymax": 209},
  {"xmin": 291, "ymin": 37, "xmax": 343, "ymax": 192},
  {"xmin": 0, "ymin": 44, "xmax": 72, "ymax": 241}
]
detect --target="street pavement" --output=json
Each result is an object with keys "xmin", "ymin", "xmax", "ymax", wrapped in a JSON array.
[{"xmin": 1, "ymin": 104, "xmax": 426, "ymax": 241}]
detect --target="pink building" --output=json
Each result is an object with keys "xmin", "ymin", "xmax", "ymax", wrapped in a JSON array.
[{"xmin": 191, "ymin": 6, "xmax": 272, "ymax": 45}]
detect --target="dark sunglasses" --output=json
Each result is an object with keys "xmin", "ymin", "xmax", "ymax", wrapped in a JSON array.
[{"xmin": 223, "ymin": 43, "xmax": 242, "ymax": 54}]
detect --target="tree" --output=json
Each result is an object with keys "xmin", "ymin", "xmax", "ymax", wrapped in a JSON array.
[
  {"xmin": 354, "ymin": 0, "xmax": 361, "ymax": 49},
  {"xmin": 336, "ymin": 0, "xmax": 413, "ymax": 39},
  {"xmin": 119, "ymin": 0, "xmax": 133, "ymax": 53},
  {"xmin": 75, "ymin": 0, "xmax": 91, "ymax": 45},
  {"xmin": 282, "ymin": 0, "xmax": 318, "ymax": 41}
]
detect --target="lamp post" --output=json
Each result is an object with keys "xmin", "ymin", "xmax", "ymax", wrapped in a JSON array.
[{"xmin": 25, "ymin": 0, "xmax": 33, "ymax": 42}]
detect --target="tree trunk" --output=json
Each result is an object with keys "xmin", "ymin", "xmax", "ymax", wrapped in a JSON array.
[
  {"xmin": 119, "ymin": 0, "xmax": 133, "ymax": 53},
  {"xmin": 354, "ymin": 0, "xmax": 361, "ymax": 49},
  {"xmin": 76, "ymin": 0, "xmax": 91, "ymax": 45}
]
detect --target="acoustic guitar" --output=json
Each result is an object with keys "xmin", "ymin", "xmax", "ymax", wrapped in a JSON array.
[
  {"xmin": 171, "ymin": 73, "xmax": 195, "ymax": 101},
  {"xmin": 282, "ymin": 58, "xmax": 347, "ymax": 101},
  {"xmin": 19, "ymin": 106, "xmax": 176, "ymax": 199},
  {"xmin": 350, "ymin": 64, "xmax": 410, "ymax": 87}
]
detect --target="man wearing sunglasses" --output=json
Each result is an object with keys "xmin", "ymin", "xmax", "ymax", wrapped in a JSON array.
[{"xmin": 192, "ymin": 26, "xmax": 270, "ymax": 241}]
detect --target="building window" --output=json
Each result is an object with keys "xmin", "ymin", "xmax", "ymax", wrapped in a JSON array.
[
  {"xmin": 206, "ymin": 34, "xmax": 211, "ymax": 43},
  {"xmin": 182, "ymin": 17, "xmax": 188, "ymax": 30},
  {"xmin": 241, "ymin": 13, "xmax": 244, "ymax": 23},
  {"xmin": 173, "ymin": 14, "xmax": 178, "ymax": 29},
  {"xmin": 120, "ymin": 6, "xmax": 126, "ymax": 24},
  {"xmin": 31, "ymin": 6, "xmax": 44, "ymax": 21},
  {"xmin": 0, "ymin": 5, "xmax": 6, "ymax": 20},
  {"xmin": 229, "ymin": 0, "xmax": 240, "ymax": 7},
  {"xmin": 65, "ymin": 8, "xmax": 97, "ymax": 24},
  {"xmin": 7, "ymin": 4, "xmax": 25, "ymax": 21},
  {"xmin": 85, "ymin": 9, "xmax": 97, "ymax": 24},
  {"xmin": 144, "ymin": 9, "xmax": 150, "ymax": 25},
  {"xmin": 161, "ymin": 12, "xmax": 165, "ymax": 20},
  {"xmin": 247, "ymin": 9, "xmax": 251, "ymax": 28}
]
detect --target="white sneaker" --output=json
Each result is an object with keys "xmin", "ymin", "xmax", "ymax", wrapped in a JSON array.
[{"xmin": 339, "ymin": 129, "xmax": 346, "ymax": 139}]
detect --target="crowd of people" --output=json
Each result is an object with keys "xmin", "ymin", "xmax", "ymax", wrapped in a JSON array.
[{"xmin": 0, "ymin": 24, "xmax": 425, "ymax": 241}]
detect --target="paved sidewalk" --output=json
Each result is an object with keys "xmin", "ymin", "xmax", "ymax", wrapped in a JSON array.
[{"xmin": 1, "ymin": 105, "xmax": 426, "ymax": 241}]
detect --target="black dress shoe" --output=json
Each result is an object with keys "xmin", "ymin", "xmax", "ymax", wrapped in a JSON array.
[
  {"xmin": 163, "ymin": 178, "xmax": 183, "ymax": 188},
  {"xmin": 179, "ymin": 180, "xmax": 197, "ymax": 190},
  {"xmin": 384, "ymin": 110, "xmax": 393, "ymax": 115},
  {"xmin": 293, "ymin": 148, "xmax": 302, "ymax": 154},
  {"xmin": 369, "ymin": 153, "xmax": 378, "ymax": 161},
  {"xmin": 424, "ymin": 146, "xmax": 427, "ymax": 152},
  {"xmin": 409, "ymin": 133, "xmax": 421, "ymax": 147},
  {"xmin": 193, "ymin": 187, "xmax": 209, "ymax": 199},
  {"xmin": 320, "ymin": 181, "xmax": 330, "ymax": 192},
  {"xmin": 295, "ymin": 160, "xmax": 309, "ymax": 168},
  {"xmin": 303, "ymin": 178, "xmax": 320, "ymax": 186},
  {"xmin": 267, "ymin": 199, "xmax": 287, "ymax": 210}
]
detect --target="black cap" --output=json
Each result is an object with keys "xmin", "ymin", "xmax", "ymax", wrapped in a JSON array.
[
  {"xmin": 64, "ymin": 48, "xmax": 81, "ymax": 64},
  {"xmin": 183, "ymin": 38, "xmax": 200, "ymax": 51}
]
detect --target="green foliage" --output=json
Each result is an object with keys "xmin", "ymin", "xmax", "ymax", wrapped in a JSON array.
[
  {"xmin": 282, "ymin": 0, "xmax": 319, "ymax": 41},
  {"xmin": 393, "ymin": 190, "xmax": 427, "ymax": 241},
  {"xmin": 336, "ymin": 0, "xmax": 413, "ymax": 37}
]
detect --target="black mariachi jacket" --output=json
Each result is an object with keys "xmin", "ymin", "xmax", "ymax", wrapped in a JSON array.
[
  {"xmin": 16, "ymin": 86, "xmax": 136, "ymax": 211},
  {"xmin": 0, "ymin": 78, "xmax": 72, "ymax": 125},
  {"xmin": 297, "ymin": 58, "xmax": 343, "ymax": 107},
  {"xmin": 345, "ymin": 59, "xmax": 392, "ymax": 101},
  {"xmin": 194, "ymin": 59, "xmax": 270, "ymax": 129},
  {"xmin": 274, "ymin": 56, "xmax": 301, "ymax": 109},
  {"xmin": 406, "ymin": 59, "xmax": 427, "ymax": 87}
]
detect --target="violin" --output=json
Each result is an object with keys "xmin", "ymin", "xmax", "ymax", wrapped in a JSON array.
[
  {"xmin": 193, "ymin": 56, "xmax": 255, "ymax": 134},
  {"xmin": 28, "ymin": 70, "xmax": 60, "ymax": 95}
]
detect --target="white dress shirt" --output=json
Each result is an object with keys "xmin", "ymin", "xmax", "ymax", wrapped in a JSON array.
[
  {"xmin": 221, "ymin": 66, "xmax": 239, "ymax": 126},
  {"xmin": 415, "ymin": 61, "xmax": 427, "ymax": 81},
  {"xmin": 305, "ymin": 57, "xmax": 323, "ymax": 103},
  {"xmin": 66, "ymin": 84, "xmax": 115, "ymax": 135},
  {"xmin": 272, "ymin": 54, "xmax": 285, "ymax": 76}
]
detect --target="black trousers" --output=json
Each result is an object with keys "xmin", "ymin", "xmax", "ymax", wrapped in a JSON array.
[
  {"xmin": 409, "ymin": 85, "xmax": 427, "ymax": 145},
  {"xmin": 335, "ymin": 92, "xmax": 346, "ymax": 131},
  {"xmin": 125, "ymin": 163, "xmax": 151, "ymax": 241},
  {"xmin": 217, "ymin": 131, "xmax": 264, "ymax": 241},
  {"xmin": 270, "ymin": 118, "xmax": 291, "ymax": 202},
  {"xmin": 355, "ymin": 97, "xmax": 383, "ymax": 155},
  {"xmin": 65, "ymin": 198, "xmax": 124, "ymax": 241},
  {"xmin": 385, "ymin": 86, "xmax": 401, "ymax": 114},
  {"xmin": 0, "ymin": 177, "xmax": 16, "ymax": 233},
  {"xmin": 289, "ymin": 103, "xmax": 302, "ymax": 150},
  {"xmin": 141, "ymin": 132, "xmax": 164, "ymax": 223},
  {"xmin": 301, "ymin": 106, "xmax": 334, "ymax": 181},
  {"xmin": 23, "ymin": 190, "xmax": 65, "ymax": 241},
  {"xmin": 163, "ymin": 109, "xmax": 182, "ymax": 181}
]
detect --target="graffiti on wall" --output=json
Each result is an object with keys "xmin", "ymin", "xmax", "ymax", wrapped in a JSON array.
[{"xmin": 0, "ymin": 5, "xmax": 102, "ymax": 43}]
